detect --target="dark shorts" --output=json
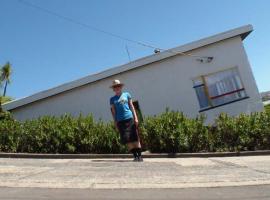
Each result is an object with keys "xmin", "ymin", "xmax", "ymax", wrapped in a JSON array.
[{"xmin": 117, "ymin": 118, "xmax": 139, "ymax": 144}]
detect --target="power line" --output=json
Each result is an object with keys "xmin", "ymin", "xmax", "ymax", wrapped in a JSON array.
[
  {"xmin": 17, "ymin": 0, "xmax": 157, "ymax": 48},
  {"xmin": 125, "ymin": 45, "xmax": 131, "ymax": 62},
  {"xmin": 17, "ymin": 0, "xmax": 213, "ymax": 62}
]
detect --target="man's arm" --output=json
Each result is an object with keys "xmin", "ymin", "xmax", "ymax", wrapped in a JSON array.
[
  {"xmin": 128, "ymin": 99, "xmax": 139, "ymax": 127},
  {"xmin": 110, "ymin": 105, "xmax": 118, "ymax": 130}
]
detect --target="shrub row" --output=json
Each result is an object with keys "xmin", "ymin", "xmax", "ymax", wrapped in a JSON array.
[
  {"xmin": 265, "ymin": 104, "xmax": 270, "ymax": 114},
  {"xmin": 0, "ymin": 109, "xmax": 270, "ymax": 153},
  {"xmin": 0, "ymin": 113, "xmax": 126, "ymax": 154},
  {"xmin": 142, "ymin": 110, "xmax": 270, "ymax": 152}
]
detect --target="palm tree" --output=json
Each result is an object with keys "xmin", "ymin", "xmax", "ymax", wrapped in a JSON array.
[{"xmin": 1, "ymin": 62, "xmax": 12, "ymax": 97}]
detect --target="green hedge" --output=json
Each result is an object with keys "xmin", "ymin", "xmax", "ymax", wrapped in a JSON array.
[
  {"xmin": 141, "ymin": 111, "xmax": 270, "ymax": 153},
  {"xmin": 0, "ymin": 113, "xmax": 126, "ymax": 154},
  {"xmin": 265, "ymin": 104, "xmax": 270, "ymax": 113},
  {"xmin": 0, "ymin": 110, "xmax": 270, "ymax": 153},
  {"xmin": 141, "ymin": 111, "xmax": 209, "ymax": 153}
]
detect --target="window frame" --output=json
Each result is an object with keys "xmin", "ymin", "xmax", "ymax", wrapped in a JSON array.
[
  {"xmin": 193, "ymin": 67, "xmax": 249, "ymax": 112},
  {"xmin": 193, "ymin": 78, "xmax": 211, "ymax": 110}
]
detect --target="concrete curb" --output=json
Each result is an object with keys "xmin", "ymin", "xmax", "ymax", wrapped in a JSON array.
[{"xmin": 0, "ymin": 150, "xmax": 270, "ymax": 159}]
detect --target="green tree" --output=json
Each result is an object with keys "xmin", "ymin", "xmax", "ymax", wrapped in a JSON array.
[
  {"xmin": 1, "ymin": 62, "xmax": 12, "ymax": 97},
  {"xmin": 1, "ymin": 96, "xmax": 13, "ymax": 103},
  {"xmin": 0, "ymin": 62, "xmax": 12, "ymax": 113}
]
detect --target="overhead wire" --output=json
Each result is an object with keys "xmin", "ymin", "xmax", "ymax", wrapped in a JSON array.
[{"xmin": 17, "ymin": 0, "xmax": 213, "ymax": 62}]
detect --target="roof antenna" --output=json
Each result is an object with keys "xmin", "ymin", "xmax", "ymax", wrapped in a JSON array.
[{"xmin": 125, "ymin": 45, "xmax": 131, "ymax": 62}]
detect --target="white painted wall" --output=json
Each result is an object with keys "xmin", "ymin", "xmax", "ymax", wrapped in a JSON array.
[{"xmin": 9, "ymin": 36, "xmax": 263, "ymax": 123}]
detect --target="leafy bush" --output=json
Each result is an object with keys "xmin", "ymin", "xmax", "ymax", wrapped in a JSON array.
[
  {"xmin": 142, "ymin": 110, "xmax": 185, "ymax": 153},
  {"xmin": 212, "ymin": 113, "xmax": 240, "ymax": 152},
  {"xmin": 265, "ymin": 104, "xmax": 270, "ymax": 114},
  {"xmin": 142, "ymin": 109, "xmax": 209, "ymax": 153},
  {"xmin": 184, "ymin": 115, "xmax": 209, "ymax": 152},
  {"xmin": 1, "ymin": 96, "xmax": 13, "ymax": 104},
  {"xmin": 0, "ymin": 111, "xmax": 13, "ymax": 121},
  {"xmin": 0, "ymin": 113, "xmax": 125, "ymax": 153},
  {"xmin": 143, "ymin": 110, "xmax": 270, "ymax": 153},
  {"xmin": 0, "ymin": 117, "xmax": 20, "ymax": 152},
  {"xmin": 0, "ymin": 110, "xmax": 270, "ymax": 154}
]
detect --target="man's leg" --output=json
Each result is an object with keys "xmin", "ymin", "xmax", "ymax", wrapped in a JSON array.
[
  {"xmin": 127, "ymin": 143, "xmax": 138, "ymax": 161},
  {"xmin": 131, "ymin": 142, "xmax": 143, "ymax": 162}
]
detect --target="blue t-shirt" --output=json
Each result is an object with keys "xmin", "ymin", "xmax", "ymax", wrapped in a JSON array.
[{"xmin": 110, "ymin": 92, "xmax": 133, "ymax": 122}]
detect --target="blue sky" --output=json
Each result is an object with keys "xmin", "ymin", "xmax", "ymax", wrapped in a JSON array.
[{"xmin": 0, "ymin": 0, "xmax": 269, "ymax": 99}]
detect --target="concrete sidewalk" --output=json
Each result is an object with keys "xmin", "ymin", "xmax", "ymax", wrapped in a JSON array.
[{"xmin": 0, "ymin": 156, "xmax": 270, "ymax": 189}]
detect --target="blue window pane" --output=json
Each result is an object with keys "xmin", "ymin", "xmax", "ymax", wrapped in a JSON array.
[{"xmin": 194, "ymin": 86, "xmax": 210, "ymax": 109}]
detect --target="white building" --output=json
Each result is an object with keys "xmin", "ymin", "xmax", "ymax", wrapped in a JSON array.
[{"xmin": 3, "ymin": 25, "xmax": 264, "ymax": 123}]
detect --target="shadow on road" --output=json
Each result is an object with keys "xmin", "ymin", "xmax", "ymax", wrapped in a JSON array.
[{"xmin": 91, "ymin": 159, "xmax": 133, "ymax": 163}]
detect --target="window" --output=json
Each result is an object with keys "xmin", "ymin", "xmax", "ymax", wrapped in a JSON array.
[
  {"xmin": 193, "ymin": 68, "xmax": 247, "ymax": 111},
  {"xmin": 193, "ymin": 78, "xmax": 210, "ymax": 109}
]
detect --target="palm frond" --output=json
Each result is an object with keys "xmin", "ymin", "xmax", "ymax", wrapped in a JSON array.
[{"xmin": 1, "ymin": 62, "xmax": 12, "ymax": 82}]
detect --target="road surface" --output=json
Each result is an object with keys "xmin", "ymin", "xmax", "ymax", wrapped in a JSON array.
[
  {"xmin": 0, "ymin": 185, "xmax": 270, "ymax": 200},
  {"xmin": 1, "ymin": 156, "xmax": 270, "ymax": 199}
]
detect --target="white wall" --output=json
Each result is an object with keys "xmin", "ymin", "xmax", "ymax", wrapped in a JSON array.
[{"xmin": 10, "ymin": 36, "xmax": 263, "ymax": 123}]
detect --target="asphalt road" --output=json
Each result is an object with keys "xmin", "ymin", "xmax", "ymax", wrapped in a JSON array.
[{"xmin": 0, "ymin": 185, "xmax": 270, "ymax": 200}]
